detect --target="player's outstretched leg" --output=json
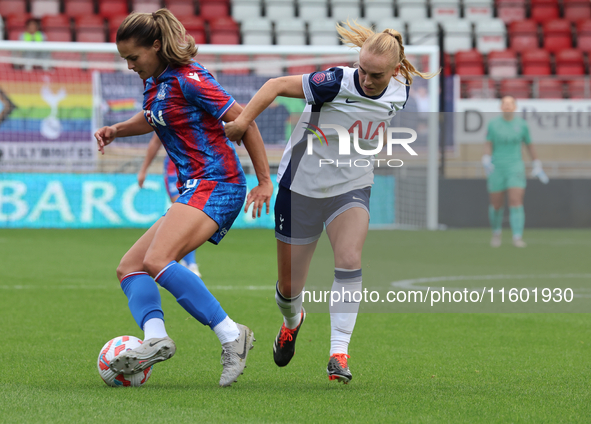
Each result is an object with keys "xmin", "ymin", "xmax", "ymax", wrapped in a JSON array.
[
  {"xmin": 273, "ymin": 282, "xmax": 305, "ymax": 367},
  {"xmin": 219, "ymin": 323, "xmax": 255, "ymax": 387},
  {"xmin": 111, "ymin": 271, "xmax": 177, "ymax": 375},
  {"xmin": 327, "ymin": 354, "xmax": 352, "ymax": 384}
]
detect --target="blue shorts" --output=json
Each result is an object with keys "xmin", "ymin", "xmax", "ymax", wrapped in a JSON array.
[
  {"xmin": 274, "ymin": 185, "xmax": 371, "ymax": 245},
  {"xmin": 176, "ymin": 179, "xmax": 247, "ymax": 245}
]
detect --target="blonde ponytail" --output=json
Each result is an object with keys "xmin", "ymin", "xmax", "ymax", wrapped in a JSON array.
[
  {"xmin": 117, "ymin": 8, "xmax": 197, "ymax": 66},
  {"xmin": 336, "ymin": 20, "xmax": 439, "ymax": 85}
]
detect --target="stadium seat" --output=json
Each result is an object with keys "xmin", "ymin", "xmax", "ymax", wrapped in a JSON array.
[
  {"xmin": 441, "ymin": 20, "xmax": 473, "ymax": 53},
  {"xmin": 475, "ymin": 19, "xmax": 507, "ymax": 53},
  {"xmin": 462, "ymin": 78, "xmax": 496, "ymax": 98},
  {"xmin": 297, "ymin": 0, "xmax": 328, "ymax": 20},
  {"xmin": 75, "ymin": 15, "xmax": 106, "ymax": 43},
  {"xmin": 231, "ymin": 0, "xmax": 261, "ymax": 22},
  {"xmin": 5, "ymin": 13, "xmax": 31, "ymax": 34},
  {"xmin": 31, "ymin": 0, "xmax": 60, "ymax": 18},
  {"xmin": 576, "ymin": 19, "xmax": 591, "ymax": 52},
  {"xmin": 131, "ymin": 1, "xmax": 162, "ymax": 13},
  {"xmin": 364, "ymin": 1, "xmax": 394, "ymax": 22},
  {"xmin": 543, "ymin": 20, "xmax": 573, "ymax": 53},
  {"xmin": 398, "ymin": 0, "xmax": 428, "ymax": 21},
  {"xmin": 164, "ymin": 0, "xmax": 197, "ymax": 17},
  {"xmin": 199, "ymin": 0, "xmax": 230, "ymax": 20},
  {"xmin": 331, "ymin": 0, "xmax": 361, "ymax": 21},
  {"xmin": 555, "ymin": 49, "xmax": 585, "ymax": 75},
  {"xmin": 454, "ymin": 49, "xmax": 485, "ymax": 75},
  {"xmin": 320, "ymin": 54, "xmax": 350, "ymax": 69},
  {"xmin": 287, "ymin": 54, "xmax": 316, "ymax": 73},
  {"xmin": 309, "ymin": 19, "xmax": 339, "ymax": 45},
  {"xmin": 99, "ymin": 0, "xmax": 129, "ymax": 18},
  {"xmin": 266, "ymin": 0, "xmax": 295, "ymax": 20},
  {"xmin": 509, "ymin": 20, "xmax": 539, "ymax": 52},
  {"xmin": 220, "ymin": 54, "xmax": 249, "ymax": 74},
  {"xmin": 408, "ymin": 20, "xmax": 439, "ymax": 47},
  {"xmin": 0, "ymin": 0, "xmax": 26, "ymax": 16},
  {"xmin": 107, "ymin": 14, "xmax": 128, "ymax": 41},
  {"xmin": 536, "ymin": 78, "xmax": 564, "ymax": 98},
  {"xmin": 530, "ymin": 0, "xmax": 559, "ymax": 24},
  {"xmin": 375, "ymin": 18, "xmax": 405, "ymax": 36},
  {"xmin": 64, "ymin": 0, "xmax": 95, "ymax": 17},
  {"xmin": 431, "ymin": 0, "xmax": 460, "ymax": 21},
  {"xmin": 45, "ymin": 29, "xmax": 74, "ymax": 42},
  {"xmin": 563, "ymin": 0, "xmax": 591, "ymax": 23},
  {"xmin": 488, "ymin": 49, "xmax": 518, "ymax": 77},
  {"xmin": 195, "ymin": 53, "xmax": 216, "ymax": 68},
  {"xmin": 521, "ymin": 49, "xmax": 552, "ymax": 75},
  {"xmin": 275, "ymin": 20, "xmax": 306, "ymax": 46},
  {"xmin": 42, "ymin": 14, "xmax": 71, "ymax": 29},
  {"xmin": 496, "ymin": 0, "xmax": 526, "ymax": 24},
  {"xmin": 500, "ymin": 78, "xmax": 531, "ymax": 97},
  {"xmin": 176, "ymin": 15, "xmax": 206, "ymax": 43},
  {"xmin": 566, "ymin": 78, "xmax": 590, "ymax": 98},
  {"xmin": 241, "ymin": 19, "xmax": 273, "ymax": 44},
  {"xmin": 464, "ymin": 0, "xmax": 493, "ymax": 22},
  {"xmin": 253, "ymin": 54, "xmax": 283, "ymax": 75},
  {"xmin": 208, "ymin": 16, "xmax": 239, "ymax": 44}
]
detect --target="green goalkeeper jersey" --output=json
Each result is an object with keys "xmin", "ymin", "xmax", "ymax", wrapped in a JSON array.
[{"xmin": 486, "ymin": 116, "xmax": 531, "ymax": 168}]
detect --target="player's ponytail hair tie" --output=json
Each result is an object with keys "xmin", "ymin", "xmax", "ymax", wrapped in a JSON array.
[{"xmin": 152, "ymin": 12, "xmax": 157, "ymax": 19}]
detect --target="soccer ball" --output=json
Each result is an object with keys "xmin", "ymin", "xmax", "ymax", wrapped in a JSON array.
[{"xmin": 97, "ymin": 335, "xmax": 153, "ymax": 387}]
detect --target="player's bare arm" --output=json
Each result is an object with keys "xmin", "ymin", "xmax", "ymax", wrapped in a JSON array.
[
  {"xmin": 94, "ymin": 111, "xmax": 154, "ymax": 154},
  {"xmin": 223, "ymin": 103, "xmax": 274, "ymax": 218},
  {"xmin": 224, "ymin": 75, "xmax": 305, "ymax": 142},
  {"xmin": 138, "ymin": 134, "xmax": 163, "ymax": 188}
]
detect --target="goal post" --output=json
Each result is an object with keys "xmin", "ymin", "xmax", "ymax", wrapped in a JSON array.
[{"xmin": 0, "ymin": 40, "xmax": 439, "ymax": 230}]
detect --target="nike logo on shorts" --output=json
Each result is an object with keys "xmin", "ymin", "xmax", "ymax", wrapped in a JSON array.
[{"xmin": 352, "ymin": 196, "xmax": 363, "ymax": 201}]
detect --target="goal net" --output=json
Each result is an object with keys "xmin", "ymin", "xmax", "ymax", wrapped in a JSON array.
[{"xmin": 0, "ymin": 41, "xmax": 439, "ymax": 229}]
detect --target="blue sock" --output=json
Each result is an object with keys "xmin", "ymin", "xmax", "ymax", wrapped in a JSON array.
[
  {"xmin": 156, "ymin": 261, "xmax": 227, "ymax": 327},
  {"xmin": 120, "ymin": 272, "xmax": 164, "ymax": 329},
  {"xmin": 182, "ymin": 251, "xmax": 196, "ymax": 265}
]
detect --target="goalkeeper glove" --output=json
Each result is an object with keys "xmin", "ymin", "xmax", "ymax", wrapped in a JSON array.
[
  {"xmin": 481, "ymin": 154, "xmax": 494, "ymax": 176},
  {"xmin": 531, "ymin": 159, "xmax": 549, "ymax": 184}
]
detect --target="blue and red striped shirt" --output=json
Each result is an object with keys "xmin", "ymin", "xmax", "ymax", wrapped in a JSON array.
[{"xmin": 143, "ymin": 62, "xmax": 246, "ymax": 190}]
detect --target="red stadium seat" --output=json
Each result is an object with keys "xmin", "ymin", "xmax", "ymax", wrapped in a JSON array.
[
  {"xmin": 99, "ymin": 0, "xmax": 129, "ymax": 18},
  {"xmin": 165, "ymin": 0, "xmax": 196, "ymax": 17},
  {"xmin": 178, "ymin": 15, "xmax": 206, "ymax": 32},
  {"xmin": 566, "ymin": 78, "xmax": 591, "ymax": 98},
  {"xmin": 198, "ymin": 0, "xmax": 229, "ymax": 20},
  {"xmin": 76, "ymin": 15, "xmax": 105, "ymax": 29},
  {"xmin": 500, "ymin": 78, "xmax": 531, "ymax": 98},
  {"xmin": 208, "ymin": 17, "xmax": 240, "ymax": 44},
  {"xmin": 576, "ymin": 19, "xmax": 591, "ymax": 53},
  {"xmin": 454, "ymin": 50, "xmax": 485, "ymax": 75},
  {"xmin": 563, "ymin": 0, "xmax": 591, "ymax": 23},
  {"xmin": 555, "ymin": 49, "xmax": 585, "ymax": 75},
  {"xmin": 509, "ymin": 20, "xmax": 539, "ymax": 52},
  {"xmin": 462, "ymin": 78, "xmax": 496, "ymax": 98},
  {"xmin": 5, "ymin": 13, "xmax": 31, "ymax": 32},
  {"xmin": 45, "ymin": 29, "xmax": 74, "ymax": 42},
  {"xmin": 536, "ymin": 78, "xmax": 564, "ymax": 98},
  {"xmin": 107, "ymin": 14, "xmax": 128, "ymax": 42},
  {"xmin": 496, "ymin": 0, "xmax": 526, "ymax": 24},
  {"xmin": 64, "ymin": 0, "xmax": 95, "ymax": 17},
  {"xmin": 488, "ymin": 49, "xmax": 518, "ymax": 77},
  {"xmin": 41, "ymin": 14, "xmax": 71, "ymax": 29},
  {"xmin": 530, "ymin": 0, "xmax": 559, "ymax": 24},
  {"xmin": 543, "ymin": 20, "xmax": 573, "ymax": 53},
  {"xmin": 220, "ymin": 54, "xmax": 249, "ymax": 74},
  {"xmin": 0, "ymin": 0, "xmax": 26, "ymax": 16},
  {"xmin": 521, "ymin": 49, "xmax": 552, "ymax": 75}
]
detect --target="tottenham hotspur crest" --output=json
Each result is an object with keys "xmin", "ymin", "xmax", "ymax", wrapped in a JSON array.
[{"xmin": 157, "ymin": 83, "xmax": 168, "ymax": 100}]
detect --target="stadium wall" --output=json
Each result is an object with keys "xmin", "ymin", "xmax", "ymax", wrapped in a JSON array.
[{"xmin": 439, "ymin": 179, "xmax": 591, "ymax": 228}]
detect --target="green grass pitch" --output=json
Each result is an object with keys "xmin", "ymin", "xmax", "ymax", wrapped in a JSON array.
[{"xmin": 0, "ymin": 228, "xmax": 590, "ymax": 423}]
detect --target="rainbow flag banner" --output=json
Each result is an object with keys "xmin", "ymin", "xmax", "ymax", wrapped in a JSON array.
[{"xmin": 0, "ymin": 68, "xmax": 96, "ymax": 170}]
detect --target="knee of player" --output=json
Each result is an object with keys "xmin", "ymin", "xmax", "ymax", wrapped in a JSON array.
[{"xmin": 334, "ymin": 251, "xmax": 362, "ymax": 270}]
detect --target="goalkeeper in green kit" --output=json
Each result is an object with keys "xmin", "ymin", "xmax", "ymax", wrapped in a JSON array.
[{"xmin": 482, "ymin": 96, "xmax": 548, "ymax": 248}]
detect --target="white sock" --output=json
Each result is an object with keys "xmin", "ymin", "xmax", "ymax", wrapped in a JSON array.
[
  {"xmin": 143, "ymin": 318, "xmax": 168, "ymax": 340},
  {"xmin": 212, "ymin": 316, "xmax": 240, "ymax": 345},
  {"xmin": 275, "ymin": 281, "xmax": 302, "ymax": 329},
  {"xmin": 329, "ymin": 269, "xmax": 362, "ymax": 356}
]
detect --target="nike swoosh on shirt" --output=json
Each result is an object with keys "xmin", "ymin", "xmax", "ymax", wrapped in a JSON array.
[{"xmin": 345, "ymin": 98, "xmax": 359, "ymax": 103}]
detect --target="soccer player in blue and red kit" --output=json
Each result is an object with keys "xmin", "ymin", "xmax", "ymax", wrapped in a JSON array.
[
  {"xmin": 94, "ymin": 9, "xmax": 273, "ymax": 387},
  {"xmin": 137, "ymin": 133, "xmax": 201, "ymax": 276}
]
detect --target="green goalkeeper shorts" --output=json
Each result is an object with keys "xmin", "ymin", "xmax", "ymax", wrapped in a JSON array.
[{"xmin": 487, "ymin": 164, "xmax": 526, "ymax": 193}]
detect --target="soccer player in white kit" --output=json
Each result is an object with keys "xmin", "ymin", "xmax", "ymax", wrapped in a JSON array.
[{"xmin": 226, "ymin": 21, "xmax": 435, "ymax": 383}]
